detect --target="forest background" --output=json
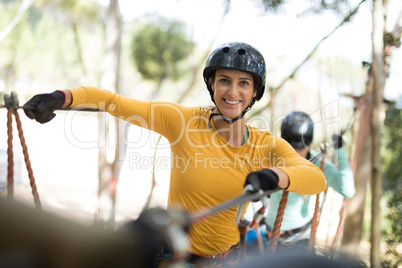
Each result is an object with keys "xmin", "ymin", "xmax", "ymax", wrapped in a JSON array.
[{"xmin": 0, "ymin": 0, "xmax": 401, "ymax": 267}]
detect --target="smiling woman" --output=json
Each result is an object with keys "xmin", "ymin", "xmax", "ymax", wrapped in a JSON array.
[{"xmin": 22, "ymin": 41, "xmax": 326, "ymax": 267}]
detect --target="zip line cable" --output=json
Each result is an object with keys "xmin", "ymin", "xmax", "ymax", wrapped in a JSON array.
[
  {"xmin": 0, "ymin": 105, "xmax": 102, "ymax": 112},
  {"xmin": 309, "ymin": 97, "xmax": 362, "ymax": 165}
]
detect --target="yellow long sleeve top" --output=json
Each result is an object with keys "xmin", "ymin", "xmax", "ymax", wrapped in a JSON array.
[{"xmin": 69, "ymin": 86, "xmax": 326, "ymax": 255}]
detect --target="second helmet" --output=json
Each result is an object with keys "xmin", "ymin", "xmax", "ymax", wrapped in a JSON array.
[{"xmin": 281, "ymin": 111, "xmax": 314, "ymax": 149}]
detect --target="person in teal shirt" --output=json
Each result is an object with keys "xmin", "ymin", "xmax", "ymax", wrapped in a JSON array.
[
  {"xmin": 265, "ymin": 111, "xmax": 355, "ymax": 251},
  {"xmin": 245, "ymin": 111, "xmax": 355, "ymax": 252}
]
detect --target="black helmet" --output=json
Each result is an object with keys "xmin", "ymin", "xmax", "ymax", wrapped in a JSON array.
[
  {"xmin": 203, "ymin": 42, "xmax": 266, "ymax": 103},
  {"xmin": 281, "ymin": 111, "xmax": 314, "ymax": 149}
]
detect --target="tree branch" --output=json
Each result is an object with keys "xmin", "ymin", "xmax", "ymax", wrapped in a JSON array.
[
  {"xmin": 176, "ymin": 0, "xmax": 232, "ymax": 104},
  {"xmin": 0, "ymin": 0, "xmax": 35, "ymax": 44},
  {"xmin": 249, "ymin": 0, "xmax": 367, "ymax": 118}
]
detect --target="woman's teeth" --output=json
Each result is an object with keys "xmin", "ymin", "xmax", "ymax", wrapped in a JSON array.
[{"xmin": 225, "ymin": 99, "xmax": 240, "ymax": 104}]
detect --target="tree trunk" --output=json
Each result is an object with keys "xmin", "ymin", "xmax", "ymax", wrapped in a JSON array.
[
  {"xmin": 95, "ymin": 0, "xmax": 122, "ymax": 230},
  {"xmin": 341, "ymin": 73, "xmax": 373, "ymax": 256},
  {"xmin": 370, "ymin": 1, "xmax": 386, "ymax": 267},
  {"xmin": 71, "ymin": 21, "xmax": 87, "ymax": 75}
]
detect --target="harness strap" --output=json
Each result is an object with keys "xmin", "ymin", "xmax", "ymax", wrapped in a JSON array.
[
  {"xmin": 187, "ymin": 242, "xmax": 240, "ymax": 267},
  {"xmin": 266, "ymin": 220, "xmax": 311, "ymax": 240}
]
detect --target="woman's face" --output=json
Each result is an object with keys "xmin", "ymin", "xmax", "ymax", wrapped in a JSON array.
[{"xmin": 212, "ymin": 69, "xmax": 256, "ymax": 119}]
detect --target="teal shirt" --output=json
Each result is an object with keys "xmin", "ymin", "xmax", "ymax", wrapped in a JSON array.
[{"xmin": 265, "ymin": 147, "xmax": 355, "ymax": 241}]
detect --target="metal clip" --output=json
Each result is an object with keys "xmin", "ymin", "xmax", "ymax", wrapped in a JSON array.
[
  {"xmin": 320, "ymin": 142, "xmax": 328, "ymax": 155},
  {"xmin": 3, "ymin": 91, "xmax": 19, "ymax": 110}
]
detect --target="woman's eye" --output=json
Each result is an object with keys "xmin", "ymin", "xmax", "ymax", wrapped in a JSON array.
[
  {"xmin": 219, "ymin": 78, "xmax": 229, "ymax": 84},
  {"xmin": 240, "ymin": 81, "xmax": 249, "ymax": 86}
]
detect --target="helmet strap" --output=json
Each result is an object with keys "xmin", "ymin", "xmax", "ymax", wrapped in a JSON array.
[
  {"xmin": 208, "ymin": 112, "xmax": 220, "ymax": 129},
  {"xmin": 208, "ymin": 98, "xmax": 256, "ymax": 129}
]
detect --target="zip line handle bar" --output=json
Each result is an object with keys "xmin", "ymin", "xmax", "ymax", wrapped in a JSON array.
[
  {"xmin": 0, "ymin": 105, "xmax": 102, "ymax": 112},
  {"xmin": 190, "ymin": 188, "xmax": 281, "ymax": 224},
  {"xmin": 309, "ymin": 101, "xmax": 361, "ymax": 164},
  {"xmin": 310, "ymin": 99, "xmax": 362, "ymax": 164},
  {"xmin": 309, "ymin": 129, "xmax": 349, "ymax": 164},
  {"xmin": 309, "ymin": 141, "xmax": 334, "ymax": 164}
]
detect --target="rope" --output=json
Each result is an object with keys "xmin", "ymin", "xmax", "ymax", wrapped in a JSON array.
[
  {"xmin": 7, "ymin": 108, "xmax": 14, "ymax": 199},
  {"xmin": 309, "ymin": 153, "xmax": 326, "ymax": 252},
  {"xmin": 4, "ymin": 92, "xmax": 41, "ymax": 209},
  {"xmin": 267, "ymin": 190, "xmax": 289, "ymax": 252},
  {"xmin": 14, "ymin": 110, "xmax": 41, "ymax": 209}
]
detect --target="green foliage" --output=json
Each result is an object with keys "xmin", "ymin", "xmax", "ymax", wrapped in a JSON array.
[
  {"xmin": 130, "ymin": 17, "xmax": 191, "ymax": 83},
  {"xmin": 0, "ymin": 4, "xmax": 34, "ymax": 81},
  {"xmin": 1, "ymin": 8, "xmax": 76, "ymax": 82},
  {"xmin": 304, "ymin": 0, "xmax": 353, "ymax": 15},
  {"xmin": 0, "ymin": 0, "xmax": 104, "ymax": 95},
  {"xmin": 36, "ymin": 0, "xmax": 99, "ymax": 22},
  {"xmin": 254, "ymin": 0, "xmax": 284, "ymax": 12},
  {"xmin": 381, "ymin": 104, "xmax": 402, "ymax": 267}
]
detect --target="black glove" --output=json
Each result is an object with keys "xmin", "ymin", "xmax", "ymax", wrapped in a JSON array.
[
  {"xmin": 23, "ymin": 91, "xmax": 65, "ymax": 124},
  {"xmin": 244, "ymin": 169, "xmax": 279, "ymax": 193},
  {"xmin": 332, "ymin": 134, "xmax": 343, "ymax": 149}
]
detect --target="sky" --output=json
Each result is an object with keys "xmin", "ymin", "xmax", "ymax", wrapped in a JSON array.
[{"xmin": 113, "ymin": 0, "xmax": 402, "ymax": 101}]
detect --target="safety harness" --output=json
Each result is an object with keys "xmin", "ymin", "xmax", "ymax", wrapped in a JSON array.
[{"xmin": 185, "ymin": 243, "xmax": 241, "ymax": 268}]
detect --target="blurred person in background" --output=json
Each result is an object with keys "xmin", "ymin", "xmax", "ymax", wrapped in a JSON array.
[{"xmin": 261, "ymin": 111, "xmax": 355, "ymax": 252}]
